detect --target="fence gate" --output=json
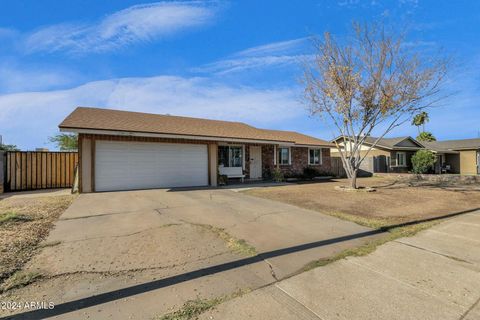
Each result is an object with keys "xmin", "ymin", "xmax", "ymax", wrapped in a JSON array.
[
  {"xmin": 5, "ymin": 151, "xmax": 78, "ymax": 192},
  {"xmin": 331, "ymin": 157, "xmax": 347, "ymax": 178}
]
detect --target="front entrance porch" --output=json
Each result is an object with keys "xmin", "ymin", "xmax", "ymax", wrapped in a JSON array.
[{"xmin": 218, "ymin": 144, "xmax": 264, "ymax": 182}]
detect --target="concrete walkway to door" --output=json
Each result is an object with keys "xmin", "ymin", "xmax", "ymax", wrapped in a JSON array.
[{"xmin": 0, "ymin": 187, "xmax": 379, "ymax": 319}]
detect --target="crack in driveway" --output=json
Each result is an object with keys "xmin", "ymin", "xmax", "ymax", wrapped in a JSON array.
[
  {"xmin": 9, "ymin": 251, "xmax": 234, "ymax": 291},
  {"xmin": 58, "ymin": 223, "xmax": 182, "ymax": 244},
  {"xmin": 247, "ymin": 211, "xmax": 285, "ymax": 223},
  {"xmin": 60, "ymin": 209, "xmax": 168, "ymax": 221},
  {"xmin": 264, "ymin": 259, "xmax": 279, "ymax": 281},
  {"xmin": 61, "ymin": 205, "xmax": 190, "ymax": 221}
]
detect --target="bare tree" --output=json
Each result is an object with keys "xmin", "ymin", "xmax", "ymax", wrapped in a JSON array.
[{"xmin": 302, "ymin": 22, "xmax": 449, "ymax": 189}]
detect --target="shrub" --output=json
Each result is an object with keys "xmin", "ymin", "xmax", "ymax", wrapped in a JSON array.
[
  {"xmin": 262, "ymin": 166, "xmax": 271, "ymax": 179},
  {"xmin": 411, "ymin": 150, "xmax": 436, "ymax": 174},
  {"xmin": 272, "ymin": 168, "xmax": 284, "ymax": 182},
  {"xmin": 302, "ymin": 167, "xmax": 319, "ymax": 180},
  {"xmin": 218, "ymin": 174, "xmax": 228, "ymax": 185},
  {"xmin": 284, "ymin": 171, "xmax": 302, "ymax": 179}
]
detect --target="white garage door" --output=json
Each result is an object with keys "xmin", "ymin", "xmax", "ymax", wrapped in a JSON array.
[{"xmin": 95, "ymin": 140, "xmax": 208, "ymax": 192}]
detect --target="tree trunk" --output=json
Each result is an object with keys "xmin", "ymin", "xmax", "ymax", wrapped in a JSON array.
[{"xmin": 350, "ymin": 169, "xmax": 358, "ymax": 189}]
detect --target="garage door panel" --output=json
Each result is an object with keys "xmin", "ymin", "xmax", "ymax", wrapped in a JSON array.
[{"xmin": 95, "ymin": 141, "xmax": 208, "ymax": 191}]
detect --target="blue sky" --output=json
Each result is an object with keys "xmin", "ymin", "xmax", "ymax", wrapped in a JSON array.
[{"xmin": 0, "ymin": 0, "xmax": 479, "ymax": 150}]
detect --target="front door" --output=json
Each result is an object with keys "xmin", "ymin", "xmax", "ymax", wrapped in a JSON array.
[{"xmin": 249, "ymin": 146, "xmax": 262, "ymax": 179}]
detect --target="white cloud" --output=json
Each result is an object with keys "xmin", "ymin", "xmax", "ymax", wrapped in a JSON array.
[
  {"xmin": 193, "ymin": 38, "xmax": 312, "ymax": 74},
  {"xmin": 336, "ymin": 0, "xmax": 361, "ymax": 8},
  {"xmin": 0, "ymin": 64, "xmax": 80, "ymax": 93},
  {"xmin": 235, "ymin": 38, "xmax": 309, "ymax": 57},
  {"xmin": 0, "ymin": 27, "xmax": 17, "ymax": 39},
  {"xmin": 0, "ymin": 75, "xmax": 303, "ymax": 149},
  {"xmin": 23, "ymin": 1, "xmax": 218, "ymax": 54},
  {"xmin": 193, "ymin": 54, "xmax": 313, "ymax": 75}
]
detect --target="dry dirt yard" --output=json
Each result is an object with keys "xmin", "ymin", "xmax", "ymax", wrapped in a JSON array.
[
  {"xmin": 244, "ymin": 176, "xmax": 480, "ymax": 227},
  {"xmin": 0, "ymin": 192, "xmax": 75, "ymax": 291}
]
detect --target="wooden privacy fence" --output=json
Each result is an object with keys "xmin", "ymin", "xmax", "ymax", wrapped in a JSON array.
[
  {"xmin": 331, "ymin": 157, "xmax": 347, "ymax": 178},
  {"xmin": 5, "ymin": 151, "xmax": 78, "ymax": 192}
]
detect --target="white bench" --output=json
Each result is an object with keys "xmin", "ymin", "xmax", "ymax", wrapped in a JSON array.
[{"xmin": 218, "ymin": 166, "xmax": 245, "ymax": 182}]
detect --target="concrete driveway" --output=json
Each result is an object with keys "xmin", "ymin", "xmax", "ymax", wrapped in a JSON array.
[{"xmin": 1, "ymin": 187, "xmax": 377, "ymax": 319}]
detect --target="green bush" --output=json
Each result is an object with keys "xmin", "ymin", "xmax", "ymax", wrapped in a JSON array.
[
  {"xmin": 272, "ymin": 168, "xmax": 284, "ymax": 182},
  {"xmin": 284, "ymin": 171, "xmax": 302, "ymax": 179},
  {"xmin": 411, "ymin": 150, "xmax": 436, "ymax": 174}
]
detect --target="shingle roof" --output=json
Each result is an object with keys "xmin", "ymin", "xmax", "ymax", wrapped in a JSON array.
[
  {"xmin": 363, "ymin": 136, "xmax": 412, "ymax": 149},
  {"xmin": 261, "ymin": 129, "xmax": 335, "ymax": 147},
  {"xmin": 423, "ymin": 139, "xmax": 480, "ymax": 152},
  {"xmin": 333, "ymin": 136, "xmax": 424, "ymax": 150},
  {"xmin": 60, "ymin": 107, "xmax": 334, "ymax": 147}
]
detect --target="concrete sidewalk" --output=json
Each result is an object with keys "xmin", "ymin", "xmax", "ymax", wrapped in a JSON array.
[{"xmin": 200, "ymin": 210, "xmax": 480, "ymax": 320}]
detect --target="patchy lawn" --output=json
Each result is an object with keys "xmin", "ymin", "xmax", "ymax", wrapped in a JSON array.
[
  {"xmin": 299, "ymin": 219, "xmax": 439, "ymax": 273},
  {"xmin": 244, "ymin": 176, "xmax": 480, "ymax": 274},
  {"xmin": 0, "ymin": 194, "xmax": 75, "ymax": 290},
  {"xmin": 244, "ymin": 176, "xmax": 480, "ymax": 228}
]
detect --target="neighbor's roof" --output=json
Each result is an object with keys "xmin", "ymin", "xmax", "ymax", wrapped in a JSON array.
[
  {"xmin": 422, "ymin": 138, "xmax": 480, "ymax": 152},
  {"xmin": 333, "ymin": 136, "xmax": 424, "ymax": 150},
  {"xmin": 60, "ymin": 107, "xmax": 334, "ymax": 147}
]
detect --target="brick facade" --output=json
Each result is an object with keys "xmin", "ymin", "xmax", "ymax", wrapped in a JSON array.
[
  {"xmin": 261, "ymin": 145, "xmax": 332, "ymax": 178},
  {"xmin": 261, "ymin": 145, "xmax": 275, "ymax": 178},
  {"xmin": 279, "ymin": 147, "xmax": 332, "ymax": 177}
]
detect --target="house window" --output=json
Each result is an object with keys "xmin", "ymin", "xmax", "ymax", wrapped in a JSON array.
[
  {"xmin": 309, "ymin": 148, "xmax": 322, "ymax": 165},
  {"xmin": 229, "ymin": 146, "xmax": 243, "ymax": 167},
  {"xmin": 218, "ymin": 146, "xmax": 243, "ymax": 167},
  {"xmin": 218, "ymin": 146, "xmax": 229, "ymax": 167},
  {"xmin": 396, "ymin": 152, "xmax": 406, "ymax": 167},
  {"xmin": 278, "ymin": 147, "xmax": 290, "ymax": 165}
]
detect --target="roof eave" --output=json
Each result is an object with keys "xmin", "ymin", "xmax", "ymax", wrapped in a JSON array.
[
  {"xmin": 391, "ymin": 147, "xmax": 424, "ymax": 150},
  {"xmin": 295, "ymin": 143, "xmax": 336, "ymax": 148},
  {"xmin": 429, "ymin": 150, "xmax": 460, "ymax": 154},
  {"xmin": 60, "ymin": 127, "xmax": 296, "ymax": 146},
  {"xmin": 450, "ymin": 147, "xmax": 480, "ymax": 151}
]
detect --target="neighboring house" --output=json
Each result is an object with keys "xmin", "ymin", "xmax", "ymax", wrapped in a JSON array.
[
  {"xmin": 422, "ymin": 139, "xmax": 480, "ymax": 175},
  {"xmin": 59, "ymin": 107, "xmax": 334, "ymax": 192},
  {"xmin": 331, "ymin": 136, "xmax": 424, "ymax": 174},
  {"xmin": 331, "ymin": 136, "xmax": 480, "ymax": 175}
]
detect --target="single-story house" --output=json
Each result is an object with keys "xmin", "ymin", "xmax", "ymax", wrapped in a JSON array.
[
  {"xmin": 422, "ymin": 139, "xmax": 480, "ymax": 175},
  {"xmin": 59, "ymin": 107, "xmax": 334, "ymax": 192},
  {"xmin": 331, "ymin": 136, "xmax": 424, "ymax": 174},
  {"xmin": 331, "ymin": 136, "xmax": 480, "ymax": 175}
]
